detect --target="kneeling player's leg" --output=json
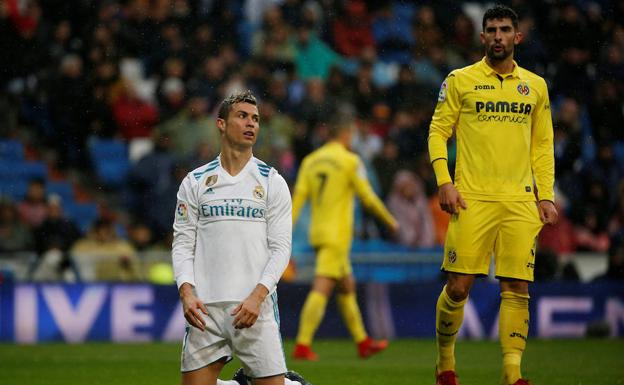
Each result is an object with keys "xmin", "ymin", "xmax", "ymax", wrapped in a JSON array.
[
  {"xmin": 183, "ymin": 358, "xmax": 226, "ymax": 385},
  {"xmin": 495, "ymin": 201, "xmax": 542, "ymax": 384},
  {"xmin": 336, "ymin": 274, "xmax": 367, "ymax": 344},
  {"xmin": 436, "ymin": 273, "xmax": 474, "ymax": 372}
]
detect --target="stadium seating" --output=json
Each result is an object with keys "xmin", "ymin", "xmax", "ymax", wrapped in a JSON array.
[{"xmin": 87, "ymin": 137, "xmax": 130, "ymax": 187}]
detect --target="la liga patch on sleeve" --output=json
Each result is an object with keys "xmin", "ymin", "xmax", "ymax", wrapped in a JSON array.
[
  {"xmin": 176, "ymin": 202, "xmax": 189, "ymax": 223},
  {"xmin": 438, "ymin": 80, "xmax": 447, "ymax": 102}
]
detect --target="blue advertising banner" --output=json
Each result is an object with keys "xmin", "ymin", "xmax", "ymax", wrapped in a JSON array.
[{"xmin": 0, "ymin": 281, "xmax": 622, "ymax": 343}]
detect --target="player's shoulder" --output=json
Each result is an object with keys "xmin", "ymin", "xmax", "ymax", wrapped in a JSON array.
[
  {"xmin": 189, "ymin": 157, "xmax": 221, "ymax": 183},
  {"xmin": 252, "ymin": 156, "xmax": 277, "ymax": 178},
  {"xmin": 445, "ymin": 61, "xmax": 481, "ymax": 80},
  {"xmin": 517, "ymin": 66, "xmax": 547, "ymax": 86}
]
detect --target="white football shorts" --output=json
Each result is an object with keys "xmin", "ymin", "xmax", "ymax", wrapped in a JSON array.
[{"xmin": 180, "ymin": 292, "xmax": 287, "ymax": 378}]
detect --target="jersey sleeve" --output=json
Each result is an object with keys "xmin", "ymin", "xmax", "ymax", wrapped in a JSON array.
[
  {"xmin": 351, "ymin": 158, "xmax": 397, "ymax": 228},
  {"xmin": 259, "ymin": 170, "xmax": 293, "ymax": 293},
  {"xmin": 428, "ymin": 73, "xmax": 461, "ymax": 186},
  {"xmin": 531, "ymin": 78, "xmax": 555, "ymax": 202},
  {"xmin": 291, "ymin": 159, "xmax": 309, "ymax": 226},
  {"xmin": 171, "ymin": 174, "xmax": 199, "ymax": 289}
]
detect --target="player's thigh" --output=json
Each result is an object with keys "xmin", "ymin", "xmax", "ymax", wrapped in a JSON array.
[
  {"xmin": 230, "ymin": 294, "xmax": 287, "ymax": 379},
  {"xmin": 494, "ymin": 201, "xmax": 543, "ymax": 281},
  {"xmin": 181, "ymin": 304, "xmax": 232, "ymax": 373},
  {"xmin": 443, "ymin": 200, "xmax": 501, "ymax": 275},
  {"xmin": 315, "ymin": 245, "xmax": 351, "ymax": 279},
  {"xmin": 181, "ymin": 358, "xmax": 226, "ymax": 385}
]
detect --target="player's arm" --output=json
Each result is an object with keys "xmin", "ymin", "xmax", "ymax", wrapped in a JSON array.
[
  {"xmin": 428, "ymin": 73, "xmax": 466, "ymax": 214},
  {"xmin": 351, "ymin": 159, "xmax": 398, "ymax": 232},
  {"xmin": 291, "ymin": 159, "xmax": 309, "ymax": 226},
  {"xmin": 531, "ymin": 78, "xmax": 557, "ymax": 224},
  {"xmin": 232, "ymin": 171, "xmax": 292, "ymax": 329},
  {"xmin": 172, "ymin": 174, "xmax": 207, "ymax": 331}
]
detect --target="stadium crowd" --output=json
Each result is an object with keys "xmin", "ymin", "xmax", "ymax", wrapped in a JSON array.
[{"xmin": 0, "ymin": 0, "xmax": 623, "ymax": 282}]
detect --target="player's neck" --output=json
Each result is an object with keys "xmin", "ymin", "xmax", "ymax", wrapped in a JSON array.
[
  {"xmin": 220, "ymin": 147, "xmax": 252, "ymax": 176},
  {"xmin": 485, "ymin": 56, "xmax": 515, "ymax": 75}
]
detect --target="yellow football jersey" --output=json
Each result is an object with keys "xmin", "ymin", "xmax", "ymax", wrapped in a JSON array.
[
  {"xmin": 428, "ymin": 57, "xmax": 554, "ymax": 202},
  {"xmin": 292, "ymin": 142, "xmax": 396, "ymax": 248}
]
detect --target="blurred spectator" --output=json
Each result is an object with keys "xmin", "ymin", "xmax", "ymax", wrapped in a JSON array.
[
  {"xmin": 0, "ymin": 199, "xmax": 34, "ymax": 253},
  {"xmin": 71, "ymin": 218, "xmax": 141, "ymax": 281},
  {"xmin": 371, "ymin": 3, "xmax": 415, "ymax": 64},
  {"xmin": 31, "ymin": 195, "xmax": 81, "ymax": 281},
  {"xmin": 158, "ymin": 77, "xmax": 186, "ymax": 122},
  {"xmin": 128, "ymin": 133, "xmax": 178, "ymax": 237},
  {"xmin": 127, "ymin": 221, "xmax": 155, "ymax": 252},
  {"xmin": 372, "ymin": 138, "xmax": 402, "ymax": 199},
  {"xmin": 17, "ymin": 179, "xmax": 47, "ymax": 229},
  {"xmin": 386, "ymin": 170, "xmax": 436, "ymax": 248},
  {"xmin": 156, "ymin": 97, "xmax": 218, "ymax": 158},
  {"xmin": 111, "ymin": 80, "xmax": 159, "ymax": 140},
  {"xmin": 595, "ymin": 232, "xmax": 624, "ymax": 281},
  {"xmin": 49, "ymin": 54, "xmax": 91, "ymax": 168},
  {"xmin": 333, "ymin": 0, "xmax": 375, "ymax": 58},
  {"xmin": 539, "ymin": 200, "xmax": 576, "ymax": 256},
  {"xmin": 295, "ymin": 25, "xmax": 342, "ymax": 80}
]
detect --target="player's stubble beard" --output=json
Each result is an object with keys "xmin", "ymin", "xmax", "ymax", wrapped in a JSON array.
[{"xmin": 486, "ymin": 42, "xmax": 514, "ymax": 65}]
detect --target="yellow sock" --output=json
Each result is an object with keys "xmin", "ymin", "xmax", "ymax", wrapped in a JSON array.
[
  {"xmin": 295, "ymin": 291, "xmax": 328, "ymax": 346},
  {"xmin": 499, "ymin": 291, "xmax": 530, "ymax": 385},
  {"xmin": 336, "ymin": 293, "xmax": 368, "ymax": 343},
  {"xmin": 436, "ymin": 285, "xmax": 467, "ymax": 372}
]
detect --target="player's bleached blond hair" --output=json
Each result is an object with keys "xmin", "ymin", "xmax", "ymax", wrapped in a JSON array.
[{"xmin": 217, "ymin": 90, "xmax": 258, "ymax": 119}]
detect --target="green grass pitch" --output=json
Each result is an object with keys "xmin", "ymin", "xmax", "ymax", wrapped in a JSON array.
[{"xmin": 1, "ymin": 339, "xmax": 622, "ymax": 385}]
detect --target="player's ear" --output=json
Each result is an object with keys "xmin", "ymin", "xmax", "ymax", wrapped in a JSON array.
[
  {"xmin": 479, "ymin": 31, "xmax": 486, "ymax": 45},
  {"xmin": 515, "ymin": 31, "xmax": 523, "ymax": 45},
  {"xmin": 216, "ymin": 118, "xmax": 226, "ymax": 135}
]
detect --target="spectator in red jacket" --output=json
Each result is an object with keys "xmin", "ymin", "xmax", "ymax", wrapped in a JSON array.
[{"xmin": 333, "ymin": 0, "xmax": 375, "ymax": 57}]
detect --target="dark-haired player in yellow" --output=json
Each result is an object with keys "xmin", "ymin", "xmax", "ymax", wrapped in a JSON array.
[
  {"xmin": 291, "ymin": 107, "xmax": 398, "ymax": 361},
  {"xmin": 428, "ymin": 5, "xmax": 558, "ymax": 385}
]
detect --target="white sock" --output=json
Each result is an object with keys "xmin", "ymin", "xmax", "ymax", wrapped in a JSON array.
[{"xmin": 216, "ymin": 376, "xmax": 301, "ymax": 385}]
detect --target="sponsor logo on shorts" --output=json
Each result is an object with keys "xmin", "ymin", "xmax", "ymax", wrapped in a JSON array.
[{"xmin": 448, "ymin": 249, "xmax": 457, "ymax": 263}]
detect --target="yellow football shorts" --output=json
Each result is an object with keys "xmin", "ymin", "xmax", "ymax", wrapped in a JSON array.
[
  {"xmin": 314, "ymin": 244, "xmax": 352, "ymax": 279},
  {"xmin": 442, "ymin": 199, "xmax": 544, "ymax": 281}
]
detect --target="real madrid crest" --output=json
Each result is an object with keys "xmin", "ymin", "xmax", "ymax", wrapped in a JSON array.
[
  {"xmin": 205, "ymin": 175, "xmax": 218, "ymax": 187},
  {"xmin": 253, "ymin": 185, "xmax": 265, "ymax": 199}
]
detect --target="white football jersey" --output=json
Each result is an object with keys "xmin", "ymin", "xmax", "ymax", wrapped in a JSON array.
[{"xmin": 172, "ymin": 155, "xmax": 292, "ymax": 304}]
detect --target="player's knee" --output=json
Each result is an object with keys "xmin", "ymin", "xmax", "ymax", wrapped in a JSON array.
[{"xmin": 445, "ymin": 283, "xmax": 470, "ymax": 302}]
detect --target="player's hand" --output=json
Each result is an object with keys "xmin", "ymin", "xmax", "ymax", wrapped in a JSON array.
[
  {"xmin": 438, "ymin": 183, "xmax": 467, "ymax": 214},
  {"xmin": 179, "ymin": 283, "xmax": 208, "ymax": 331},
  {"xmin": 538, "ymin": 200, "xmax": 558, "ymax": 225},
  {"xmin": 388, "ymin": 220, "xmax": 400, "ymax": 235},
  {"xmin": 231, "ymin": 284, "xmax": 268, "ymax": 329},
  {"xmin": 231, "ymin": 295, "xmax": 262, "ymax": 329}
]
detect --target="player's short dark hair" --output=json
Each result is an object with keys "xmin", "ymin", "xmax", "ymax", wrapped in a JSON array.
[
  {"xmin": 327, "ymin": 103, "xmax": 356, "ymax": 138},
  {"xmin": 217, "ymin": 90, "xmax": 257, "ymax": 119},
  {"xmin": 482, "ymin": 5, "xmax": 518, "ymax": 30}
]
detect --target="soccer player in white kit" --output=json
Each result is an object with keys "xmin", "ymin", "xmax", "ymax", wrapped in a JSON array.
[{"xmin": 172, "ymin": 91, "xmax": 305, "ymax": 385}]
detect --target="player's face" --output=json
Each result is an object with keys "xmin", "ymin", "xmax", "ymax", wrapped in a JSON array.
[
  {"xmin": 480, "ymin": 18, "xmax": 521, "ymax": 62},
  {"xmin": 218, "ymin": 102, "xmax": 260, "ymax": 150}
]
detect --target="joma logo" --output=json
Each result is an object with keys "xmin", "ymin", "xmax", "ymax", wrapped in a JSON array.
[{"xmin": 474, "ymin": 84, "xmax": 495, "ymax": 90}]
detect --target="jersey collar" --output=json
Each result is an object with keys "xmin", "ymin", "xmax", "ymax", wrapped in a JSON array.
[{"xmin": 479, "ymin": 56, "xmax": 520, "ymax": 79}]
